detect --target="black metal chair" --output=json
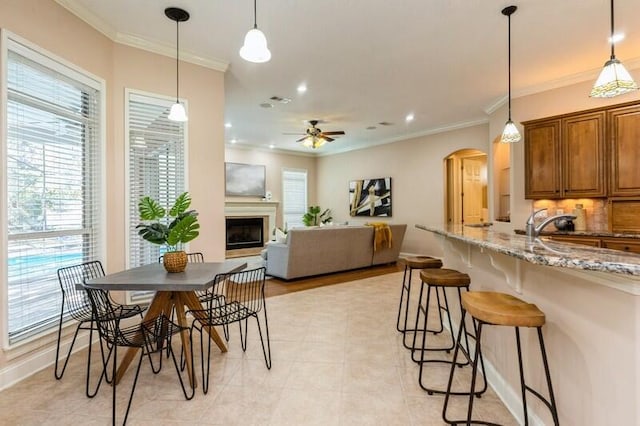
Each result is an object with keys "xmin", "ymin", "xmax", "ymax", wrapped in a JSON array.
[
  {"xmin": 85, "ymin": 286, "xmax": 194, "ymax": 425},
  {"xmin": 188, "ymin": 267, "xmax": 271, "ymax": 394},
  {"xmin": 55, "ymin": 261, "xmax": 145, "ymax": 397}
]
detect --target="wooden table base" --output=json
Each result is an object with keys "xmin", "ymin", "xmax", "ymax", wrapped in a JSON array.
[{"xmin": 114, "ymin": 291, "xmax": 227, "ymax": 387}]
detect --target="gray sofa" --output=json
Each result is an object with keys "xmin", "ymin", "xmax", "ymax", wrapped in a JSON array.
[{"xmin": 265, "ymin": 224, "xmax": 406, "ymax": 280}]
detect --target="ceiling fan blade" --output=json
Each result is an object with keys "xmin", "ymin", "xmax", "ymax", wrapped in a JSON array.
[
  {"xmin": 321, "ymin": 131, "xmax": 345, "ymax": 136},
  {"xmin": 283, "ymin": 132, "xmax": 306, "ymax": 135},
  {"xmin": 322, "ymin": 136, "xmax": 335, "ymax": 142},
  {"xmin": 296, "ymin": 136, "xmax": 309, "ymax": 143}
]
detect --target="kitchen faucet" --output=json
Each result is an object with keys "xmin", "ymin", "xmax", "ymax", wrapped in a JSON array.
[{"xmin": 525, "ymin": 208, "xmax": 577, "ymax": 240}]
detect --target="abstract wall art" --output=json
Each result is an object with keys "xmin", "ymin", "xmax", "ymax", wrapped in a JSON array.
[{"xmin": 349, "ymin": 177, "xmax": 392, "ymax": 217}]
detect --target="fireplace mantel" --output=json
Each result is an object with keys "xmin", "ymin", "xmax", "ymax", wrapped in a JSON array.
[{"xmin": 224, "ymin": 201, "xmax": 278, "ymax": 242}]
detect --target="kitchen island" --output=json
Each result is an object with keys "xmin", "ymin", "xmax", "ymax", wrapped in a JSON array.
[{"xmin": 417, "ymin": 224, "xmax": 640, "ymax": 426}]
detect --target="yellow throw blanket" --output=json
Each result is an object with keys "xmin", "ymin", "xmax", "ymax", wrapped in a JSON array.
[{"xmin": 366, "ymin": 222, "xmax": 392, "ymax": 252}]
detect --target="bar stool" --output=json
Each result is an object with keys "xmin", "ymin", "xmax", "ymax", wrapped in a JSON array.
[
  {"xmin": 396, "ymin": 255, "xmax": 443, "ymax": 349},
  {"xmin": 443, "ymin": 291, "xmax": 560, "ymax": 426},
  {"xmin": 412, "ymin": 268, "xmax": 487, "ymax": 397}
]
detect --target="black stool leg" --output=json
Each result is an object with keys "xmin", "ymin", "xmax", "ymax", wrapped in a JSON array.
[
  {"xmin": 538, "ymin": 327, "xmax": 560, "ymax": 426},
  {"xmin": 396, "ymin": 266, "xmax": 412, "ymax": 332},
  {"xmin": 515, "ymin": 327, "xmax": 530, "ymax": 425},
  {"xmin": 442, "ymin": 310, "xmax": 467, "ymax": 424},
  {"xmin": 465, "ymin": 320, "xmax": 484, "ymax": 424}
]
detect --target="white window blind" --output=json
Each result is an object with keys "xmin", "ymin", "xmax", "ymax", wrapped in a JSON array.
[
  {"xmin": 282, "ymin": 169, "xmax": 307, "ymax": 229},
  {"xmin": 127, "ymin": 92, "xmax": 185, "ymax": 301},
  {"xmin": 5, "ymin": 40, "xmax": 102, "ymax": 344}
]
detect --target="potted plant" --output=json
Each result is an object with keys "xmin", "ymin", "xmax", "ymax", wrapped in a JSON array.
[
  {"xmin": 302, "ymin": 206, "xmax": 332, "ymax": 226},
  {"xmin": 136, "ymin": 191, "xmax": 200, "ymax": 273}
]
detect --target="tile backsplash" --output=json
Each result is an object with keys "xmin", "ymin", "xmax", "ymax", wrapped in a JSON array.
[{"xmin": 532, "ymin": 199, "xmax": 607, "ymax": 231}]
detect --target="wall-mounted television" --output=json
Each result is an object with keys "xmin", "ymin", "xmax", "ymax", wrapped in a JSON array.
[{"xmin": 225, "ymin": 162, "xmax": 266, "ymax": 197}]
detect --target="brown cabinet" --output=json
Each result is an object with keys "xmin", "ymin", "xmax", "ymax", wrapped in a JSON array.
[
  {"xmin": 524, "ymin": 112, "xmax": 605, "ymax": 199},
  {"xmin": 524, "ymin": 120, "xmax": 561, "ymax": 198},
  {"xmin": 608, "ymin": 104, "xmax": 640, "ymax": 196},
  {"xmin": 547, "ymin": 235, "xmax": 601, "ymax": 247},
  {"xmin": 601, "ymin": 238, "xmax": 640, "ymax": 255}
]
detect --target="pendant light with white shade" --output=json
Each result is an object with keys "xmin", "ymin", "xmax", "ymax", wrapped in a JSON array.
[
  {"xmin": 165, "ymin": 7, "xmax": 189, "ymax": 122},
  {"xmin": 240, "ymin": 0, "xmax": 271, "ymax": 63},
  {"xmin": 590, "ymin": 0, "xmax": 638, "ymax": 98},
  {"xmin": 501, "ymin": 5, "xmax": 521, "ymax": 143}
]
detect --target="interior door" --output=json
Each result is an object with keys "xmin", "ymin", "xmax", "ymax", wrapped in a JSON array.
[{"xmin": 462, "ymin": 158, "xmax": 483, "ymax": 224}]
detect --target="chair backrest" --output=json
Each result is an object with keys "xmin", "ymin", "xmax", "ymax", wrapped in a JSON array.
[
  {"xmin": 57, "ymin": 261, "xmax": 105, "ymax": 320},
  {"xmin": 158, "ymin": 252, "xmax": 204, "ymax": 263},
  {"xmin": 83, "ymin": 286, "xmax": 123, "ymax": 345},
  {"xmin": 213, "ymin": 267, "xmax": 267, "ymax": 315}
]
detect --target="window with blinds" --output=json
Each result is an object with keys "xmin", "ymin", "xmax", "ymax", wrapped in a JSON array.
[
  {"xmin": 282, "ymin": 169, "xmax": 308, "ymax": 229},
  {"xmin": 5, "ymin": 38, "xmax": 103, "ymax": 344},
  {"xmin": 126, "ymin": 91, "xmax": 185, "ymax": 301}
]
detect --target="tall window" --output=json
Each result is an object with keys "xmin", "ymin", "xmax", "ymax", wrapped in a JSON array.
[
  {"xmin": 282, "ymin": 168, "xmax": 307, "ymax": 229},
  {"xmin": 126, "ymin": 91, "xmax": 185, "ymax": 300},
  {"xmin": 5, "ymin": 37, "xmax": 103, "ymax": 344}
]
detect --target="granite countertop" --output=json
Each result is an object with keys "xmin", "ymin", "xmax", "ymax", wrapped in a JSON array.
[
  {"xmin": 417, "ymin": 224, "xmax": 640, "ymax": 276},
  {"xmin": 513, "ymin": 229, "xmax": 640, "ymax": 239}
]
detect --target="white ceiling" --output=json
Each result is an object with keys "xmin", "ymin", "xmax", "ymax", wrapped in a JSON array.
[{"xmin": 57, "ymin": 0, "xmax": 640, "ymax": 155}]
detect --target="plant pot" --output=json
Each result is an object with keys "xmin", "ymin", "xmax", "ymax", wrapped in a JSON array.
[{"xmin": 163, "ymin": 251, "xmax": 188, "ymax": 273}]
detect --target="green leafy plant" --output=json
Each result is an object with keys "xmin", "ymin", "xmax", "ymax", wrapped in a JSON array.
[
  {"xmin": 302, "ymin": 206, "xmax": 332, "ymax": 226},
  {"xmin": 136, "ymin": 192, "xmax": 200, "ymax": 252}
]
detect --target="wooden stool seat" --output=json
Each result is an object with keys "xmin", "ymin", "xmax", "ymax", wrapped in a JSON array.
[
  {"xmin": 400, "ymin": 255, "xmax": 443, "ymax": 269},
  {"xmin": 420, "ymin": 268, "xmax": 470, "ymax": 287},
  {"xmin": 461, "ymin": 291, "xmax": 545, "ymax": 328}
]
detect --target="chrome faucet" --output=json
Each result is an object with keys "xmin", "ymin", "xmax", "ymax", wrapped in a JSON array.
[{"xmin": 525, "ymin": 208, "xmax": 576, "ymax": 239}]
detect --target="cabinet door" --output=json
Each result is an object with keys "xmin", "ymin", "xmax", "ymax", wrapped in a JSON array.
[
  {"xmin": 562, "ymin": 112, "xmax": 606, "ymax": 197},
  {"xmin": 601, "ymin": 238, "xmax": 640, "ymax": 254},
  {"xmin": 609, "ymin": 105, "xmax": 640, "ymax": 196},
  {"xmin": 525, "ymin": 120, "xmax": 561, "ymax": 199}
]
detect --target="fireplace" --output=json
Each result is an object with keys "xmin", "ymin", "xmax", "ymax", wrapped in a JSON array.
[{"xmin": 226, "ymin": 217, "xmax": 264, "ymax": 250}]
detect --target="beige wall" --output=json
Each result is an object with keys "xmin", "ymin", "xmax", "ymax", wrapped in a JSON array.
[
  {"xmin": 0, "ymin": 0, "xmax": 225, "ymax": 379},
  {"xmin": 316, "ymin": 124, "xmax": 490, "ymax": 256},
  {"xmin": 225, "ymin": 147, "xmax": 317, "ymax": 229}
]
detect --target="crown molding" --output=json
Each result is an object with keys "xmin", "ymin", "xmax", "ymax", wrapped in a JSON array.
[
  {"xmin": 484, "ymin": 56, "xmax": 640, "ymax": 114},
  {"xmin": 54, "ymin": 0, "xmax": 229, "ymax": 72}
]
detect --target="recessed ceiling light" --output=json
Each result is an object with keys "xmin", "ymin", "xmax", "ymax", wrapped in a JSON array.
[
  {"xmin": 405, "ymin": 113, "xmax": 414, "ymax": 122},
  {"xmin": 609, "ymin": 33, "xmax": 625, "ymax": 43},
  {"xmin": 269, "ymin": 144, "xmax": 275, "ymax": 149},
  {"xmin": 260, "ymin": 102, "xmax": 274, "ymax": 108},
  {"xmin": 230, "ymin": 139, "xmax": 237, "ymax": 144},
  {"xmin": 297, "ymin": 84, "xmax": 307, "ymax": 93},
  {"xmin": 224, "ymin": 122, "xmax": 232, "ymax": 128}
]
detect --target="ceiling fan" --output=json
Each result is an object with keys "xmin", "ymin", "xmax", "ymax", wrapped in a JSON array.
[{"xmin": 285, "ymin": 120, "xmax": 345, "ymax": 149}]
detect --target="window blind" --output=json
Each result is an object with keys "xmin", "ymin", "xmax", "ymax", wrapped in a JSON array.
[
  {"xmin": 282, "ymin": 169, "xmax": 307, "ymax": 229},
  {"xmin": 6, "ymin": 41, "xmax": 102, "ymax": 344},
  {"xmin": 127, "ymin": 92, "xmax": 185, "ymax": 302}
]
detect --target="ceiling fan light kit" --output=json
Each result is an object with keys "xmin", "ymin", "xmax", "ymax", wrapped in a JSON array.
[
  {"xmin": 590, "ymin": 0, "xmax": 638, "ymax": 98},
  {"xmin": 165, "ymin": 7, "xmax": 189, "ymax": 122},
  {"xmin": 287, "ymin": 120, "xmax": 345, "ymax": 149},
  {"xmin": 500, "ymin": 5, "xmax": 521, "ymax": 144},
  {"xmin": 240, "ymin": 0, "xmax": 271, "ymax": 63}
]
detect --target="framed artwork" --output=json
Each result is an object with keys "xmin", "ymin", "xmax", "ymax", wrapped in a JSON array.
[
  {"xmin": 225, "ymin": 162, "xmax": 266, "ymax": 197},
  {"xmin": 349, "ymin": 177, "xmax": 392, "ymax": 217}
]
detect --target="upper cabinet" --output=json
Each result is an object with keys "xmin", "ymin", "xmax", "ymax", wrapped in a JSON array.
[
  {"xmin": 524, "ymin": 101, "xmax": 640, "ymax": 200},
  {"xmin": 524, "ymin": 111, "xmax": 605, "ymax": 199},
  {"xmin": 608, "ymin": 104, "xmax": 640, "ymax": 196}
]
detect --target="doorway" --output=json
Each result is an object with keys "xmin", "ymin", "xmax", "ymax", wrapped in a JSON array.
[{"xmin": 445, "ymin": 149, "xmax": 488, "ymax": 225}]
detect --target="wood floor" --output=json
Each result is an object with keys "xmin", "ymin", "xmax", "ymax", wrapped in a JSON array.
[{"xmin": 264, "ymin": 262, "xmax": 403, "ymax": 298}]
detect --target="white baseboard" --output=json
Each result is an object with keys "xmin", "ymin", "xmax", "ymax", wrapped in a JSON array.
[{"xmin": 0, "ymin": 334, "xmax": 91, "ymax": 391}]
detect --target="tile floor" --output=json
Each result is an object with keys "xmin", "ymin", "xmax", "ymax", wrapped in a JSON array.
[{"xmin": 0, "ymin": 271, "xmax": 517, "ymax": 425}]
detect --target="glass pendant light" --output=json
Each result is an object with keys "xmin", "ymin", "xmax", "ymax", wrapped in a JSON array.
[
  {"xmin": 165, "ymin": 7, "xmax": 189, "ymax": 122},
  {"xmin": 590, "ymin": 0, "xmax": 638, "ymax": 98},
  {"xmin": 240, "ymin": 0, "xmax": 271, "ymax": 63},
  {"xmin": 501, "ymin": 5, "xmax": 521, "ymax": 143}
]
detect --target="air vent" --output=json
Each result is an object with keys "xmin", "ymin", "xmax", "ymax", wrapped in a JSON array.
[
  {"xmin": 378, "ymin": 121, "xmax": 394, "ymax": 126},
  {"xmin": 366, "ymin": 126, "xmax": 377, "ymax": 130},
  {"xmin": 269, "ymin": 96, "xmax": 291, "ymax": 104},
  {"xmin": 260, "ymin": 103, "xmax": 274, "ymax": 108}
]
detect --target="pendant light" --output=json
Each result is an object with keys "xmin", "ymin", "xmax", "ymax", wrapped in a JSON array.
[
  {"xmin": 165, "ymin": 7, "xmax": 189, "ymax": 122},
  {"xmin": 239, "ymin": 0, "xmax": 271, "ymax": 63},
  {"xmin": 501, "ymin": 5, "xmax": 521, "ymax": 143},
  {"xmin": 590, "ymin": 0, "xmax": 638, "ymax": 98}
]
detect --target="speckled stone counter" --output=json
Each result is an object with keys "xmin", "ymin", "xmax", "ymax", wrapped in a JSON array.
[
  {"xmin": 514, "ymin": 228, "xmax": 640, "ymax": 239},
  {"xmin": 417, "ymin": 224, "xmax": 640, "ymax": 276}
]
